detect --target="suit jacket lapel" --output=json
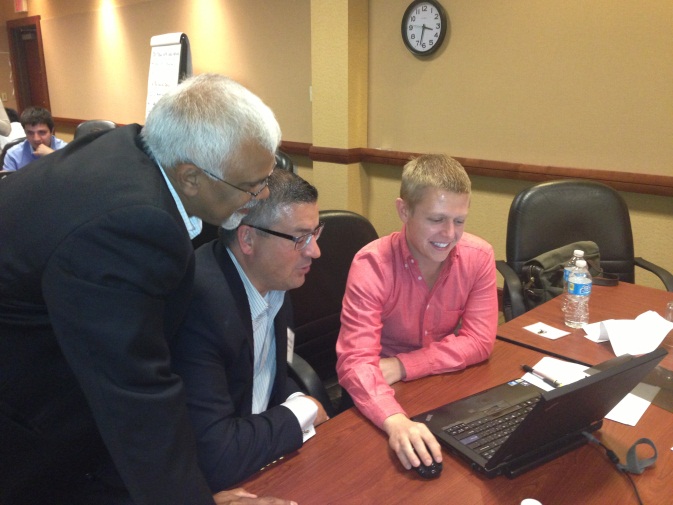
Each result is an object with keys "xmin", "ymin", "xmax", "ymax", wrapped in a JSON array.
[
  {"xmin": 213, "ymin": 240, "xmax": 255, "ymax": 364},
  {"xmin": 213, "ymin": 240, "xmax": 293, "ymax": 409}
]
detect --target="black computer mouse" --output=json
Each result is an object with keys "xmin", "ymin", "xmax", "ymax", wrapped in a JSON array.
[{"xmin": 413, "ymin": 460, "xmax": 443, "ymax": 479}]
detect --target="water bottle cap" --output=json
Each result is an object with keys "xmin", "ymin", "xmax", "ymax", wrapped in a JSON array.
[
  {"xmin": 574, "ymin": 250, "xmax": 584, "ymax": 257},
  {"xmin": 576, "ymin": 259, "xmax": 587, "ymax": 268}
]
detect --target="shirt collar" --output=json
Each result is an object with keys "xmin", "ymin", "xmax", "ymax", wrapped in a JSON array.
[
  {"xmin": 153, "ymin": 158, "xmax": 203, "ymax": 240},
  {"xmin": 226, "ymin": 247, "xmax": 285, "ymax": 320}
]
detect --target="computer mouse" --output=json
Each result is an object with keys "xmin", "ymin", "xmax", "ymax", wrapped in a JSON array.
[{"xmin": 413, "ymin": 460, "xmax": 443, "ymax": 479}]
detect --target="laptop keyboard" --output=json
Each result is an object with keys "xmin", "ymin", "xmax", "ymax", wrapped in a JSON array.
[{"xmin": 444, "ymin": 397, "xmax": 540, "ymax": 460}]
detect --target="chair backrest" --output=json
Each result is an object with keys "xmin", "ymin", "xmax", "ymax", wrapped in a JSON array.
[
  {"xmin": 505, "ymin": 179, "xmax": 636, "ymax": 282},
  {"xmin": 289, "ymin": 210, "xmax": 378, "ymax": 381},
  {"xmin": 275, "ymin": 150, "xmax": 295, "ymax": 173},
  {"xmin": 0, "ymin": 137, "xmax": 26, "ymax": 169},
  {"xmin": 74, "ymin": 120, "xmax": 116, "ymax": 139}
]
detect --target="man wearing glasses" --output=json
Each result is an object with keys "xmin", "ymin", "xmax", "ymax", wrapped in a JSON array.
[
  {"xmin": 0, "ymin": 74, "xmax": 294, "ymax": 505},
  {"xmin": 172, "ymin": 169, "xmax": 329, "ymax": 493}
]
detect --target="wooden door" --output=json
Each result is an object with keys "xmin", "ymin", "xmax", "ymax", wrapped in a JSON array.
[{"xmin": 6, "ymin": 16, "xmax": 50, "ymax": 112}]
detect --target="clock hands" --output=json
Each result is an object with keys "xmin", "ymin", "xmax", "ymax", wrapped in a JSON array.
[
  {"xmin": 410, "ymin": 24, "xmax": 435, "ymax": 32},
  {"xmin": 418, "ymin": 24, "xmax": 433, "ymax": 44}
]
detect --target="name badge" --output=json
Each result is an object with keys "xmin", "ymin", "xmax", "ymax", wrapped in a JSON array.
[{"xmin": 286, "ymin": 327, "xmax": 295, "ymax": 363}]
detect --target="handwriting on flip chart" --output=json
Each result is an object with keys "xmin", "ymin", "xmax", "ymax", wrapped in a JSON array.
[{"xmin": 145, "ymin": 33, "xmax": 191, "ymax": 118}]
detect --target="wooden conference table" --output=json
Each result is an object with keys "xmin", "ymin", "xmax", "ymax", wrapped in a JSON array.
[
  {"xmin": 497, "ymin": 282, "xmax": 673, "ymax": 369},
  {"xmin": 241, "ymin": 340, "xmax": 673, "ymax": 505}
]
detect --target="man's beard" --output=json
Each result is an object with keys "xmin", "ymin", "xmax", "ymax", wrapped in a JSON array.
[{"xmin": 220, "ymin": 198, "xmax": 258, "ymax": 230}]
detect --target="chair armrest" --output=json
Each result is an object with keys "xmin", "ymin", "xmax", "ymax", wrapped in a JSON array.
[
  {"xmin": 496, "ymin": 260, "xmax": 527, "ymax": 321},
  {"xmin": 287, "ymin": 353, "xmax": 336, "ymax": 418},
  {"xmin": 634, "ymin": 257, "xmax": 673, "ymax": 292}
]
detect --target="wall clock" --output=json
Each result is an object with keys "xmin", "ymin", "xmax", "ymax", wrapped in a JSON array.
[{"xmin": 401, "ymin": 0, "xmax": 447, "ymax": 56}]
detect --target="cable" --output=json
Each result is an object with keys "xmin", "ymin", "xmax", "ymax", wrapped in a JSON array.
[
  {"xmin": 623, "ymin": 471, "xmax": 643, "ymax": 505},
  {"xmin": 582, "ymin": 432, "xmax": 657, "ymax": 505}
]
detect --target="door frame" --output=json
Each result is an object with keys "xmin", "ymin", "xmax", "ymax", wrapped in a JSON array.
[{"xmin": 6, "ymin": 15, "xmax": 50, "ymax": 112}]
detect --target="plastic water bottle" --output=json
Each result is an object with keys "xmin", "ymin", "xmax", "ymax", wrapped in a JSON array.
[
  {"xmin": 561, "ymin": 250, "xmax": 584, "ymax": 313},
  {"xmin": 564, "ymin": 259, "xmax": 592, "ymax": 328},
  {"xmin": 563, "ymin": 249, "xmax": 585, "ymax": 289}
]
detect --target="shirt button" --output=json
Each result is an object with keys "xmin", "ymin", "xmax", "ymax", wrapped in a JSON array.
[
  {"xmin": 417, "ymin": 276, "xmax": 422, "ymax": 281},
  {"xmin": 405, "ymin": 263, "xmax": 408, "ymax": 268},
  {"xmin": 411, "ymin": 259, "xmax": 415, "ymax": 264}
]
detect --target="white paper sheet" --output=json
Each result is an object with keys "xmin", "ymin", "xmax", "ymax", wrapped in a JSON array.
[
  {"xmin": 582, "ymin": 311, "xmax": 673, "ymax": 356},
  {"xmin": 523, "ymin": 322, "xmax": 570, "ymax": 340},
  {"xmin": 604, "ymin": 382, "xmax": 660, "ymax": 426},
  {"xmin": 521, "ymin": 357, "xmax": 656, "ymax": 426}
]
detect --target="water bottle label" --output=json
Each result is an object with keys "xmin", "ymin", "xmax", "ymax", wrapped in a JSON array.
[
  {"xmin": 564, "ymin": 267, "xmax": 573, "ymax": 282},
  {"xmin": 568, "ymin": 281, "xmax": 592, "ymax": 296}
]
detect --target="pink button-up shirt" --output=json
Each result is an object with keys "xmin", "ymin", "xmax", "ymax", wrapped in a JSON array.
[{"xmin": 336, "ymin": 227, "xmax": 498, "ymax": 428}]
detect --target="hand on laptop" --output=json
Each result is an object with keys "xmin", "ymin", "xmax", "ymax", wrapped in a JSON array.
[{"xmin": 382, "ymin": 413, "xmax": 442, "ymax": 470}]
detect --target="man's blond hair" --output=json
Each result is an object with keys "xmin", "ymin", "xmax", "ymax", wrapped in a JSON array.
[{"xmin": 400, "ymin": 154, "xmax": 471, "ymax": 209}]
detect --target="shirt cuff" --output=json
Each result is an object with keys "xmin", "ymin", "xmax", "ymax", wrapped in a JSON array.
[
  {"xmin": 397, "ymin": 350, "xmax": 431, "ymax": 381},
  {"xmin": 282, "ymin": 393, "xmax": 318, "ymax": 442}
]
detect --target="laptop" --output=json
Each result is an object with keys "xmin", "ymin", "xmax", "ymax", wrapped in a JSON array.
[{"xmin": 412, "ymin": 347, "xmax": 667, "ymax": 478}]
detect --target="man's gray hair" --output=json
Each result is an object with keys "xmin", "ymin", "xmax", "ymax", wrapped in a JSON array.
[
  {"xmin": 141, "ymin": 74, "xmax": 281, "ymax": 176},
  {"xmin": 221, "ymin": 169, "xmax": 318, "ymax": 245}
]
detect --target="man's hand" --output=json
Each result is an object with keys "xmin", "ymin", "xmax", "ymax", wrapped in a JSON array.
[
  {"xmin": 382, "ymin": 413, "xmax": 442, "ymax": 470},
  {"xmin": 33, "ymin": 144, "xmax": 55, "ymax": 157},
  {"xmin": 213, "ymin": 487, "xmax": 297, "ymax": 505},
  {"xmin": 379, "ymin": 357, "xmax": 406, "ymax": 385},
  {"xmin": 305, "ymin": 396, "xmax": 329, "ymax": 426}
]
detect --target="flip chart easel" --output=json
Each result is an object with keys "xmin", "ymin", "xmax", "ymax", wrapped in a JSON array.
[{"xmin": 145, "ymin": 32, "xmax": 192, "ymax": 119}]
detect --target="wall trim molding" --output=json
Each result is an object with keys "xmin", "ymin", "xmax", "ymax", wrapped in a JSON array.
[
  {"xmin": 282, "ymin": 142, "xmax": 673, "ymax": 197},
  {"xmin": 52, "ymin": 120, "xmax": 673, "ymax": 197}
]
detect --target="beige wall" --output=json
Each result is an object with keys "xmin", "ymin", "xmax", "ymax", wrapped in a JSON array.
[
  {"xmin": 2, "ymin": 0, "xmax": 313, "ymax": 141},
  {"xmin": 1, "ymin": 0, "xmax": 671, "ymax": 289},
  {"xmin": 369, "ymin": 1, "xmax": 673, "ymax": 176}
]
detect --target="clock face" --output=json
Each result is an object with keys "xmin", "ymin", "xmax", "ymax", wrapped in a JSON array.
[{"xmin": 402, "ymin": 0, "xmax": 447, "ymax": 56}]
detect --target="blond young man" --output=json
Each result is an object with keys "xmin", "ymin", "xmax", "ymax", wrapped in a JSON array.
[{"xmin": 336, "ymin": 154, "xmax": 498, "ymax": 471}]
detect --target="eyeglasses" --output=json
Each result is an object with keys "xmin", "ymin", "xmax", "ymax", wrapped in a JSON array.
[
  {"xmin": 201, "ymin": 168, "xmax": 272, "ymax": 198},
  {"xmin": 246, "ymin": 222, "xmax": 325, "ymax": 250}
]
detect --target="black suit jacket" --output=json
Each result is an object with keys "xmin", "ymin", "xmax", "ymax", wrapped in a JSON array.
[
  {"xmin": 172, "ymin": 239, "xmax": 303, "ymax": 492},
  {"xmin": 0, "ymin": 125, "xmax": 212, "ymax": 504}
]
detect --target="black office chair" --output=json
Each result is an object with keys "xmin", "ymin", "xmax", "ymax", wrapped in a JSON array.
[
  {"xmin": 275, "ymin": 149, "xmax": 295, "ymax": 173},
  {"xmin": 287, "ymin": 209, "xmax": 379, "ymax": 416},
  {"xmin": 0, "ymin": 137, "xmax": 26, "ymax": 169},
  {"xmin": 191, "ymin": 149, "xmax": 297, "ymax": 250},
  {"xmin": 74, "ymin": 120, "xmax": 116, "ymax": 139},
  {"xmin": 496, "ymin": 179, "xmax": 673, "ymax": 322}
]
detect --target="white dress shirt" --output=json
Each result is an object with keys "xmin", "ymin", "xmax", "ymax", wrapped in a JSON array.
[{"xmin": 227, "ymin": 248, "xmax": 317, "ymax": 441}]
